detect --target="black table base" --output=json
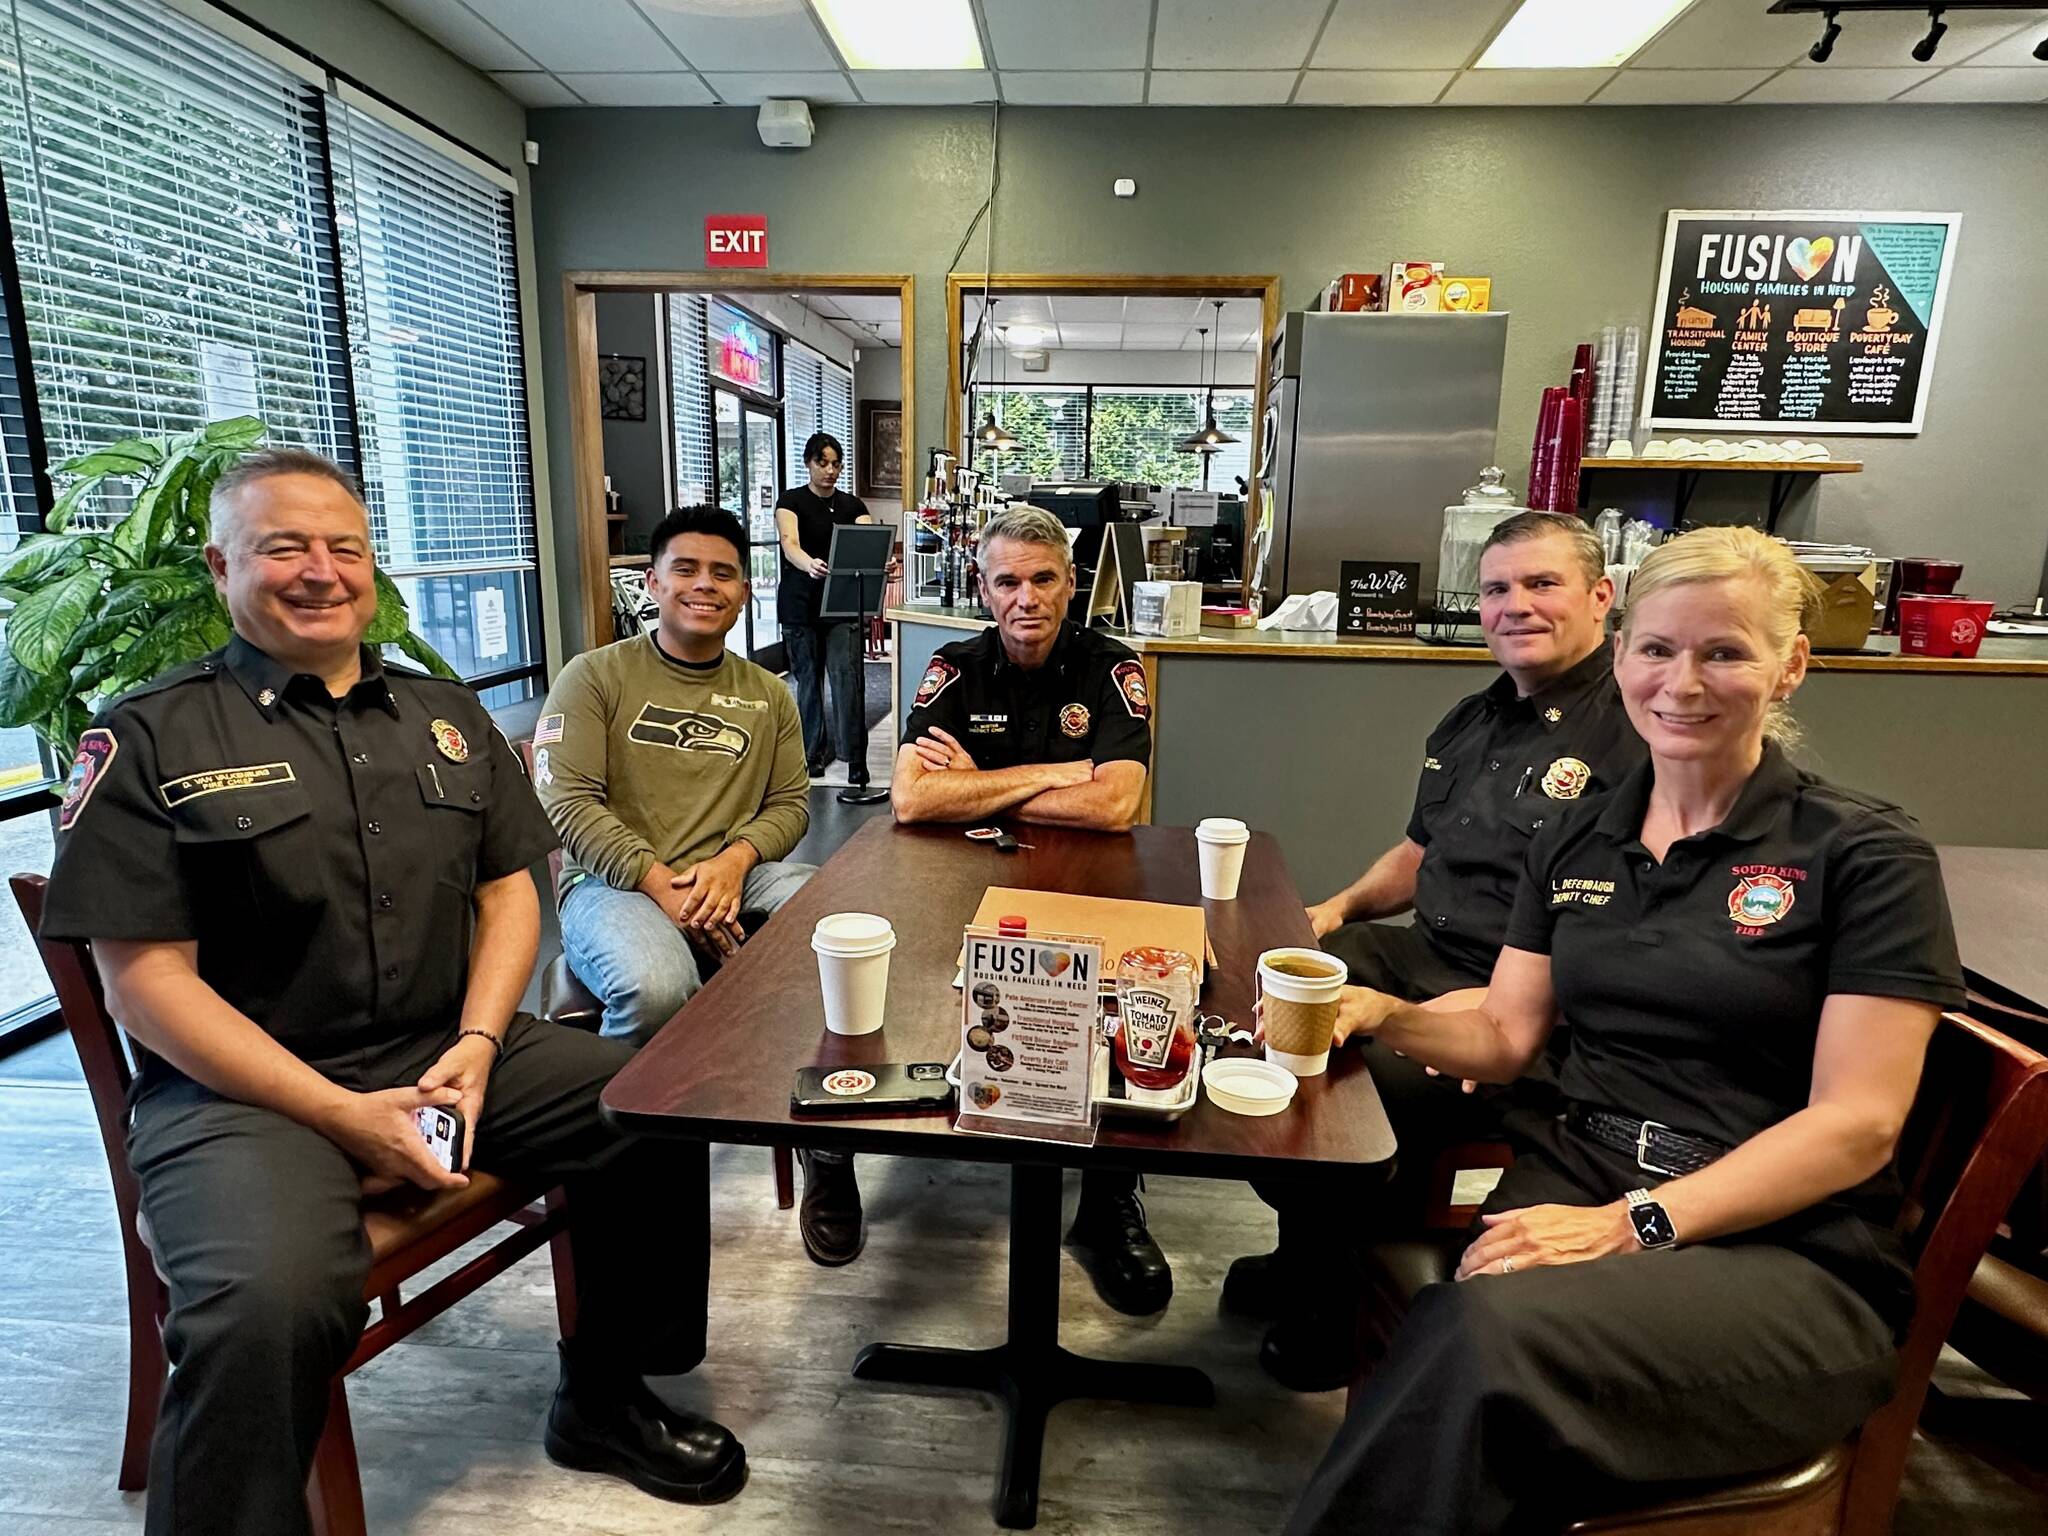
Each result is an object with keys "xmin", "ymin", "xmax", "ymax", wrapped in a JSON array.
[{"xmin": 851, "ymin": 1160, "xmax": 1215, "ymax": 1528}]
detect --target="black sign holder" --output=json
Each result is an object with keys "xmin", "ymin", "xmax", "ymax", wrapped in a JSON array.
[{"xmin": 820, "ymin": 523, "xmax": 897, "ymax": 804}]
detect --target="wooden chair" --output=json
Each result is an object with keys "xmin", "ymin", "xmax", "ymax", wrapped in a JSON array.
[
  {"xmin": 1353, "ymin": 1011, "xmax": 2048, "ymax": 1536},
  {"xmin": 514, "ymin": 739, "xmax": 795, "ymax": 1209},
  {"xmin": 12, "ymin": 873, "xmax": 578, "ymax": 1536}
]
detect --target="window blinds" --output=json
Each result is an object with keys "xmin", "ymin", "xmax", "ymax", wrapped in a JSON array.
[
  {"xmin": 822, "ymin": 353, "xmax": 853, "ymax": 490},
  {"xmin": 783, "ymin": 339, "xmax": 824, "ymax": 490},
  {"xmin": 667, "ymin": 293, "xmax": 712, "ymax": 504}
]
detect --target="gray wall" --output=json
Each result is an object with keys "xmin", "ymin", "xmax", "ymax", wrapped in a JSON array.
[
  {"xmin": 595, "ymin": 293, "xmax": 668, "ymax": 554},
  {"xmin": 529, "ymin": 103, "xmax": 2048, "ymax": 648}
]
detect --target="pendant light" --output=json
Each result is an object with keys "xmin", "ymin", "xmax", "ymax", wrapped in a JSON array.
[
  {"xmin": 1177, "ymin": 300, "xmax": 1239, "ymax": 455},
  {"xmin": 974, "ymin": 297, "xmax": 1021, "ymax": 453}
]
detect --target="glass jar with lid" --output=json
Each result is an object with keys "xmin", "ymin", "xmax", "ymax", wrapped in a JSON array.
[{"xmin": 1437, "ymin": 466, "xmax": 1527, "ymax": 611}]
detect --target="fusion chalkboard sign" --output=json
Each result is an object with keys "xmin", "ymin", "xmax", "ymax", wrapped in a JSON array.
[{"xmin": 1642, "ymin": 210, "xmax": 1959, "ymax": 436}]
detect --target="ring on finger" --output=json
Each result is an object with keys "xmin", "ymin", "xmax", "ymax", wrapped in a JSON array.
[{"xmin": 1501, "ymin": 1256, "xmax": 1515, "ymax": 1275}]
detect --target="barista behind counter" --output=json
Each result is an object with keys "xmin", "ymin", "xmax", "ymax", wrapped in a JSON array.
[{"xmin": 888, "ymin": 613, "xmax": 2048, "ymax": 901}]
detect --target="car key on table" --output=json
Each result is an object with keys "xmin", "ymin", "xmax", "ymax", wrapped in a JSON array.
[{"xmin": 965, "ymin": 826, "xmax": 1034, "ymax": 852}]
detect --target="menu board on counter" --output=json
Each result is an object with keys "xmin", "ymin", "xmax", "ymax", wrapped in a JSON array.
[{"xmin": 1643, "ymin": 210, "xmax": 1959, "ymax": 436}]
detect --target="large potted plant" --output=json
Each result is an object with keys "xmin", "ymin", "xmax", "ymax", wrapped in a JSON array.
[{"xmin": 0, "ymin": 416, "xmax": 455, "ymax": 758}]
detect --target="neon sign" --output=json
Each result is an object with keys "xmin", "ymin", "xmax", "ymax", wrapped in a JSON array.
[{"xmin": 712, "ymin": 319, "xmax": 767, "ymax": 391}]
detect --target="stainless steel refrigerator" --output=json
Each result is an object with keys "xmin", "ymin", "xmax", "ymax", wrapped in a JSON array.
[{"xmin": 1256, "ymin": 310, "xmax": 1509, "ymax": 608}]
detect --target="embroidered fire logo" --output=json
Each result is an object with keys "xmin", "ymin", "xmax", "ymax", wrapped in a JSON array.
[
  {"xmin": 1112, "ymin": 660, "xmax": 1149, "ymax": 718},
  {"xmin": 628, "ymin": 705, "xmax": 751, "ymax": 758},
  {"xmin": 1728, "ymin": 874, "xmax": 1797, "ymax": 930},
  {"xmin": 915, "ymin": 658, "xmax": 960, "ymax": 708}
]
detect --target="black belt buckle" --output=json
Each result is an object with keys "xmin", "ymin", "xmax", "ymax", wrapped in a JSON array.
[{"xmin": 1634, "ymin": 1118, "xmax": 1680, "ymax": 1178}]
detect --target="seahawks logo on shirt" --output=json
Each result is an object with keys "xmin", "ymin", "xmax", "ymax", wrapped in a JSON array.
[{"xmin": 628, "ymin": 704, "xmax": 751, "ymax": 759}]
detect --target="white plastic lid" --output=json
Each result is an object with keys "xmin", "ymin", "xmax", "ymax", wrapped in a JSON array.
[
  {"xmin": 811, "ymin": 912, "xmax": 896, "ymax": 957},
  {"xmin": 1204, "ymin": 1057, "xmax": 1298, "ymax": 1116},
  {"xmin": 1196, "ymin": 817, "xmax": 1250, "ymax": 843}
]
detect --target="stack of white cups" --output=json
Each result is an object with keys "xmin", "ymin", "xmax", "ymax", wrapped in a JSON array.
[
  {"xmin": 1196, "ymin": 817, "xmax": 1250, "ymax": 900},
  {"xmin": 811, "ymin": 912, "xmax": 896, "ymax": 1035}
]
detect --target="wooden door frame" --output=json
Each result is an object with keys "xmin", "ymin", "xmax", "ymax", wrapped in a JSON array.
[
  {"xmin": 563, "ymin": 270, "xmax": 916, "ymax": 652},
  {"xmin": 944, "ymin": 272, "xmax": 1282, "ymax": 603}
]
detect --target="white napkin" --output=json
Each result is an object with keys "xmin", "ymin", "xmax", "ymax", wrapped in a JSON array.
[{"xmin": 1257, "ymin": 591, "xmax": 1339, "ymax": 632}]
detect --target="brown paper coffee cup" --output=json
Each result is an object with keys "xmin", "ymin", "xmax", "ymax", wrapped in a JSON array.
[{"xmin": 1258, "ymin": 948, "xmax": 1346, "ymax": 1076}]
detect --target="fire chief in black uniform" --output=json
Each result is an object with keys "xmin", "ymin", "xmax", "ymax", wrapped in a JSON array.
[
  {"xmin": 1236, "ymin": 512, "xmax": 1647, "ymax": 1390},
  {"xmin": 41, "ymin": 450, "xmax": 744, "ymax": 1536},
  {"xmin": 891, "ymin": 504, "xmax": 1169, "ymax": 1314},
  {"xmin": 1284, "ymin": 526, "xmax": 1964, "ymax": 1535}
]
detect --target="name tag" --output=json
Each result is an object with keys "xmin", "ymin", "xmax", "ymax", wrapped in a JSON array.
[
  {"xmin": 159, "ymin": 761, "xmax": 297, "ymax": 809},
  {"xmin": 968, "ymin": 713, "xmax": 1009, "ymax": 735}
]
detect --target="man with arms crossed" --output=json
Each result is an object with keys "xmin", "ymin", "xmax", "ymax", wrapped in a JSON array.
[
  {"xmin": 1233, "ymin": 511, "xmax": 1647, "ymax": 1390},
  {"xmin": 42, "ymin": 452, "xmax": 744, "ymax": 1535},
  {"xmin": 892, "ymin": 505, "xmax": 1172, "ymax": 1314}
]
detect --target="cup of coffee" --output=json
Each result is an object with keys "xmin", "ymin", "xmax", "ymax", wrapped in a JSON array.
[
  {"xmin": 1196, "ymin": 817, "xmax": 1251, "ymax": 901},
  {"xmin": 812, "ymin": 912, "xmax": 896, "ymax": 1035},
  {"xmin": 1257, "ymin": 947, "xmax": 1346, "ymax": 1076}
]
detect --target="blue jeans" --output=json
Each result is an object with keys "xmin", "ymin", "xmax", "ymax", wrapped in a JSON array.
[
  {"xmin": 784, "ymin": 621, "xmax": 866, "ymax": 773},
  {"xmin": 559, "ymin": 860, "xmax": 816, "ymax": 1045}
]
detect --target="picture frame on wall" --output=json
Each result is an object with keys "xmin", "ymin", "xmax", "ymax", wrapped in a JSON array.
[
  {"xmin": 599, "ymin": 354, "xmax": 647, "ymax": 421},
  {"xmin": 860, "ymin": 398, "xmax": 902, "ymax": 499}
]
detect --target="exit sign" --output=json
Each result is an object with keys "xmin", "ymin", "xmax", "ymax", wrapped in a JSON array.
[{"xmin": 705, "ymin": 214, "xmax": 767, "ymax": 268}]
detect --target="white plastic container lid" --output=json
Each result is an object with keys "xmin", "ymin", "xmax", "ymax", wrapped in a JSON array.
[
  {"xmin": 811, "ymin": 912, "xmax": 896, "ymax": 958},
  {"xmin": 1196, "ymin": 816, "xmax": 1250, "ymax": 843},
  {"xmin": 1204, "ymin": 1057, "xmax": 1298, "ymax": 1117}
]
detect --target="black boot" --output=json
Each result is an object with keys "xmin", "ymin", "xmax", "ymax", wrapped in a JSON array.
[
  {"xmin": 1222, "ymin": 1249, "xmax": 1281, "ymax": 1319},
  {"xmin": 543, "ymin": 1341, "xmax": 747, "ymax": 1503},
  {"xmin": 1066, "ymin": 1178, "xmax": 1172, "ymax": 1316},
  {"xmin": 798, "ymin": 1148, "xmax": 866, "ymax": 1265},
  {"xmin": 1258, "ymin": 1307, "xmax": 1359, "ymax": 1394}
]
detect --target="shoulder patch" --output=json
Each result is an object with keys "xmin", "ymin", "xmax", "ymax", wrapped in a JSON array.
[
  {"xmin": 914, "ymin": 657, "xmax": 960, "ymax": 710},
  {"xmin": 1111, "ymin": 660, "xmax": 1149, "ymax": 719},
  {"xmin": 533, "ymin": 713, "xmax": 564, "ymax": 747},
  {"xmin": 58, "ymin": 729, "xmax": 117, "ymax": 831}
]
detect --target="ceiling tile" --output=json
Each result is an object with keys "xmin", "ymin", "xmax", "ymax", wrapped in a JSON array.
[
  {"xmin": 490, "ymin": 70, "xmax": 583, "ymax": 105},
  {"xmin": 1955, "ymin": 17, "xmax": 2048, "ymax": 66},
  {"xmin": 556, "ymin": 71, "xmax": 714, "ymax": 105},
  {"xmin": 1295, "ymin": 69, "xmax": 1452, "ymax": 105},
  {"xmin": 1122, "ymin": 323, "xmax": 1193, "ymax": 348},
  {"xmin": 804, "ymin": 295, "xmax": 850, "ymax": 317},
  {"xmin": 1812, "ymin": 10, "xmax": 2042, "ymax": 68},
  {"xmin": 999, "ymin": 70, "xmax": 1145, "ymax": 104},
  {"xmin": 464, "ymin": 0, "xmax": 675, "ymax": 72},
  {"xmin": 1152, "ymin": 0, "xmax": 1331, "ymax": 70},
  {"xmin": 1053, "ymin": 322, "xmax": 1126, "ymax": 348},
  {"xmin": 1124, "ymin": 297, "xmax": 1201, "ymax": 324},
  {"xmin": 1313, "ymin": 0, "xmax": 1513, "ymax": 70},
  {"xmin": 703, "ymin": 71, "xmax": 858, "ymax": 104},
  {"xmin": 1633, "ymin": 0, "xmax": 1808, "ymax": 70},
  {"xmin": 980, "ymin": 0, "xmax": 1151, "ymax": 69},
  {"xmin": 1148, "ymin": 70, "xmax": 1297, "ymax": 105},
  {"xmin": 1440, "ymin": 68, "xmax": 1615, "ymax": 106},
  {"xmin": 852, "ymin": 69, "xmax": 997, "ymax": 103},
  {"xmin": 635, "ymin": 1, "xmax": 838, "ymax": 71},
  {"xmin": 1594, "ymin": 68, "xmax": 1773, "ymax": 105},
  {"xmin": 379, "ymin": 0, "xmax": 537, "ymax": 70},
  {"xmin": 1895, "ymin": 67, "xmax": 2048, "ymax": 103},
  {"xmin": 1744, "ymin": 66, "xmax": 1937, "ymax": 103},
  {"xmin": 1049, "ymin": 296, "xmax": 1126, "ymax": 322},
  {"xmin": 874, "ymin": 325, "xmax": 901, "ymax": 343},
  {"xmin": 835, "ymin": 297, "xmax": 904, "ymax": 322}
]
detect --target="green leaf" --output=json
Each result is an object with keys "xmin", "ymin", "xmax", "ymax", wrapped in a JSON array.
[
  {"xmin": 394, "ymin": 628, "xmax": 459, "ymax": 680},
  {"xmin": 53, "ymin": 438, "xmax": 163, "ymax": 477},
  {"xmin": 0, "ymin": 644, "xmax": 74, "ymax": 730},
  {"xmin": 365, "ymin": 566, "xmax": 412, "ymax": 645},
  {"xmin": 0, "ymin": 535, "xmax": 87, "ymax": 586},
  {"xmin": 201, "ymin": 416, "xmax": 266, "ymax": 451},
  {"xmin": 46, "ymin": 473, "xmax": 106, "ymax": 532},
  {"xmin": 112, "ymin": 450, "xmax": 196, "ymax": 562},
  {"xmin": 7, "ymin": 566, "xmax": 101, "ymax": 672},
  {"xmin": 102, "ymin": 603, "xmax": 205, "ymax": 695}
]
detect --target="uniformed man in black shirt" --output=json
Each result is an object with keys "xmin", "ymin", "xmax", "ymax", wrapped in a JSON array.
[
  {"xmin": 41, "ymin": 450, "xmax": 745, "ymax": 1535},
  {"xmin": 1233, "ymin": 511, "xmax": 1648, "ymax": 1389},
  {"xmin": 891, "ymin": 504, "xmax": 1169, "ymax": 1314}
]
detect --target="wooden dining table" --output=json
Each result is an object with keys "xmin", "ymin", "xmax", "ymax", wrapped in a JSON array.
[{"xmin": 603, "ymin": 818, "xmax": 1396, "ymax": 1527}]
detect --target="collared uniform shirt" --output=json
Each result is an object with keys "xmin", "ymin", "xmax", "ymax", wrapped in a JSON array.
[
  {"xmin": 901, "ymin": 621, "xmax": 1152, "ymax": 772},
  {"xmin": 42, "ymin": 636, "xmax": 557, "ymax": 1085},
  {"xmin": 1407, "ymin": 645, "xmax": 1646, "ymax": 974}
]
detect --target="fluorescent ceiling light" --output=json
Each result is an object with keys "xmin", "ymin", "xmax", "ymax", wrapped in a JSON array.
[
  {"xmin": 1003, "ymin": 324, "xmax": 1049, "ymax": 348},
  {"xmin": 813, "ymin": 0, "xmax": 984, "ymax": 70},
  {"xmin": 1476, "ymin": 0, "xmax": 1698, "ymax": 69}
]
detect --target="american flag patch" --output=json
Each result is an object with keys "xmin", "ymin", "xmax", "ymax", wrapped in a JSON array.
[{"xmin": 533, "ymin": 713, "xmax": 565, "ymax": 746}]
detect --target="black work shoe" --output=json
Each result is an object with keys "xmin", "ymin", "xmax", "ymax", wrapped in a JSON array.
[
  {"xmin": 1222, "ymin": 1250, "xmax": 1281, "ymax": 1319},
  {"xmin": 543, "ymin": 1345, "xmax": 747, "ymax": 1504},
  {"xmin": 1258, "ymin": 1312, "xmax": 1357, "ymax": 1394},
  {"xmin": 1066, "ymin": 1191, "xmax": 1173, "ymax": 1316},
  {"xmin": 798, "ymin": 1149, "xmax": 866, "ymax": 1266}
]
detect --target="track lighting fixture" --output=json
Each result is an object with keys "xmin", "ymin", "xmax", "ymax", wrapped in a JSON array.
[
  {"xmin": 1809, "ymin": 8, "xmax": 1842, "ymax": 62},
  {"xmin": 1910, "ymin": 7, "xmax": 1947, "ymax": 61}
]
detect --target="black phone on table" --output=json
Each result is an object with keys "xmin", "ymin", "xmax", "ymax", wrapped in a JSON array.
[{"xmin": 791, "ymin": 1063, "xmax": 955, "ymax": 1115}]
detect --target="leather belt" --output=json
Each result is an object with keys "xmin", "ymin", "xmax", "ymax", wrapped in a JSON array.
[{"xmin": 1569, "ymin": 1105, "xmax": 1728, "ymax": 1178}]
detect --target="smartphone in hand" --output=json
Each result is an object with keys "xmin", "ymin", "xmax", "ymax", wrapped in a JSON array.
[{"xmin": 414, "ymin": 1105, "xmax": 465, "ymax": 1172}]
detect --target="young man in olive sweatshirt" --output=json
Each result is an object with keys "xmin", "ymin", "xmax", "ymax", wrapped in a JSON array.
[{"xmin": 538, "ymin": 506, "xmax": 813, "ymax": 1052}]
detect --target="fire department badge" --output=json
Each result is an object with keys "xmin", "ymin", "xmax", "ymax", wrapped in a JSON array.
[
  {"xmin": 1728, "ymin": 874, "xmax": 1797, "ymax": 929},
  {"xmin": 58, "ymin": 729, "xmax": 118, "ymax": 831},
  {"xmin": 1111, "ymin": 660, "xmax": 1149, "ymax": 719},
  {"xmin": 914, "ymin": 657, "xmax": 959, "ymax": 709},
  {"xmin": 430, "ymin": 718, "xmax": 470, "ymax": 763},
  {"xmin": 1540, "ymin": 756, "xmax": 1590, "ymax": 800},
  {"xmin": 1059, "ymin": 703, "xmax": 1091, "ymax": 738}
]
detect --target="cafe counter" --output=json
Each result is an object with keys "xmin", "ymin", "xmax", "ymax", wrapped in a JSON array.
[{"xmin": 888, "ymin": 606, "xmax": 2048, "ymax": 901}]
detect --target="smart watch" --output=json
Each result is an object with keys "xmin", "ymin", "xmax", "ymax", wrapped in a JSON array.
[{"xmin": 1625, "ymin": 1188, "xmax": 1678, "ymax": 1250}]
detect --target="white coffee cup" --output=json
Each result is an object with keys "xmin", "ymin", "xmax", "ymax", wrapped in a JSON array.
[
  {"xmin": 1196, "ymin": 817, "xmax": 1251, "ymax": 901},
  {"xmin": 1257, "ymin": 947, "xmax": 1347, "ymax": 1077},
  {"xmin": 812, "ymin": 912, "xmax": 896, "ymax": 1035}
]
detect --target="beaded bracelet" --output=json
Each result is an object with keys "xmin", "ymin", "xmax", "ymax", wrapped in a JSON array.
[{"xmin": 458, "ymin": 1028, "xmax": 505, "ymax": 1061}]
